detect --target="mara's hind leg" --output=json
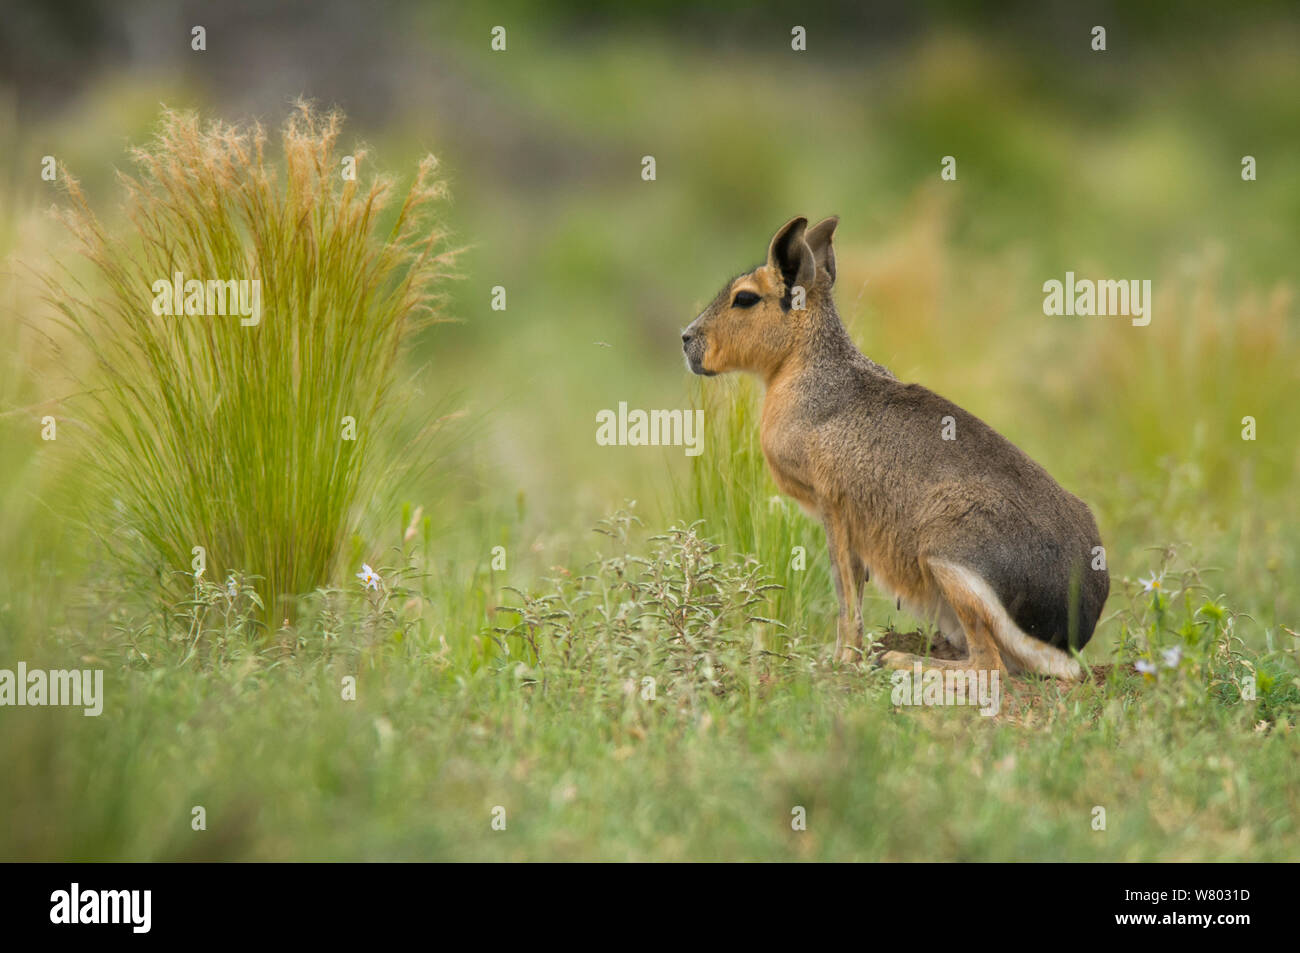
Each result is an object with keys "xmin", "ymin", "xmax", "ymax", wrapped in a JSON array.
[
  {"xmin": 878, "ymin": 560, "xmax": 1009, "ymax": 677},
  {"xmin": 824, "ymin": 513, "xmax": 866, "ymax": 664}
]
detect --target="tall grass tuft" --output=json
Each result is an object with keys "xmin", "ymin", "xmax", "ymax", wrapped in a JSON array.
[
  {"xmin": 674, "ymin": 377, "xmax": 837, "ymax": 651},
  {"xmin": 49, "ymin": 103, "xmax": 455, "ymax": 623}
]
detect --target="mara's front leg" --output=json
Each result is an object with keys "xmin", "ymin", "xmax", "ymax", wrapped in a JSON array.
[{"xmin": 823, "ymin": 513, "xmax": 867, "ymax": 663}]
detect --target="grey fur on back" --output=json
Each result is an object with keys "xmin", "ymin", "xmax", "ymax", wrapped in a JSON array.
[{"xmin": 781, "ymin": 297, "xmax": 1106, "ymax": 651}]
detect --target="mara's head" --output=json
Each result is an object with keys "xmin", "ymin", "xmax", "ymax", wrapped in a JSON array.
[{"xmin": 682, "ymin": 215, "xmax": 838, "ymax": 379}]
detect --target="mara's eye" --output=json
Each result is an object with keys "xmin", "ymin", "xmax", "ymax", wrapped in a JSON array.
[{"xmin": 732, "ymin": 290, "xmax": 761, "ymax": 308}]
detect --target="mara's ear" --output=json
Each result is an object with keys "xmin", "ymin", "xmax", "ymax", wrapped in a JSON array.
[
  {"xmin": 805, "ymin": 216, "xmax": 839, "ymax": 285},
  {"xmin": 766, "ymin": 216, "xmax": 815, "ymax": 297}
]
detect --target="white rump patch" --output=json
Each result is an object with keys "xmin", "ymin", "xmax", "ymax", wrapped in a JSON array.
[{"xmin": 930, "ymin": 560, "xmax": 1084, "ymax": 680}]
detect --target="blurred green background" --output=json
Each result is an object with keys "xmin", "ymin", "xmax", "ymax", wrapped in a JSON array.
[
  {"xmin": 7, "ymin": 0, "xmax": 1294, "ymax": 624},
  {"xmin": 0, "ymin": 1, "xmax": 1297, "ymax": 860}
]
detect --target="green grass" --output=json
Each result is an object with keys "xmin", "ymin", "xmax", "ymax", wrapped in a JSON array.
[
  {"xmin": 675, "ymin": 376, "xmax": 837, "ymax": 648},
  {"xmin": 2, "ymin": 512, "xmax": 1295, "ymax": 862}
]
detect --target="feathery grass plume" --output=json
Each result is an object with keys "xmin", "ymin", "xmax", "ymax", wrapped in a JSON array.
[{"xmin": 48, "ymin": 102, "xmax": 456, "ymax": 623}]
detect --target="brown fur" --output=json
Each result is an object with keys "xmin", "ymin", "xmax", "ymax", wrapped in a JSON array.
[{"xmin": 682, "ymin": 216, "xmax": 1109, "ymax": 678}]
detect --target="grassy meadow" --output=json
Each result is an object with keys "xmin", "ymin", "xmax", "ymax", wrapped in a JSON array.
[{"xmin": 1, "ymin": 7, "xmax": 1298, "ymax": 860}]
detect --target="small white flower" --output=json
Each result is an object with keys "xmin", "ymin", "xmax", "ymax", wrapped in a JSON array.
[
  {"xmin": 1162, "ymin": 645, "xmax": 1182, "ymax": 668},
  {"xmin": 1139, "ymin": 572, "xmax": 1165, "ymax": 594},
  {"xmin": 227, "ymin": 575, "xmax": 238, "ymax": 598},
  {"xmin": 357, "ymin": 563, "xmax": 381, "ymax": 591},
  {"xmin": 1135, "ymin": 659, "xmax": 1158, "ymax": 676}
]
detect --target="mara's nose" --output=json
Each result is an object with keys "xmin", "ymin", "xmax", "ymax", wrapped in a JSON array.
[{"xmin": 681, "ymin": 330, "xmax": 693, "ymax": 344}]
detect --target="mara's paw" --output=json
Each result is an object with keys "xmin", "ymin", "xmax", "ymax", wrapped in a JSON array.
[
  {"xmin": 869, "ymin": 628, "xmax": 965, "ymax": 661},
  {"xmin": 874, "ymin": 650, "xmax": 1009, "ymax": 680},
  {"xmin": 877, "ymin": 650, "xmax": 916, "ymax": 670}
]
